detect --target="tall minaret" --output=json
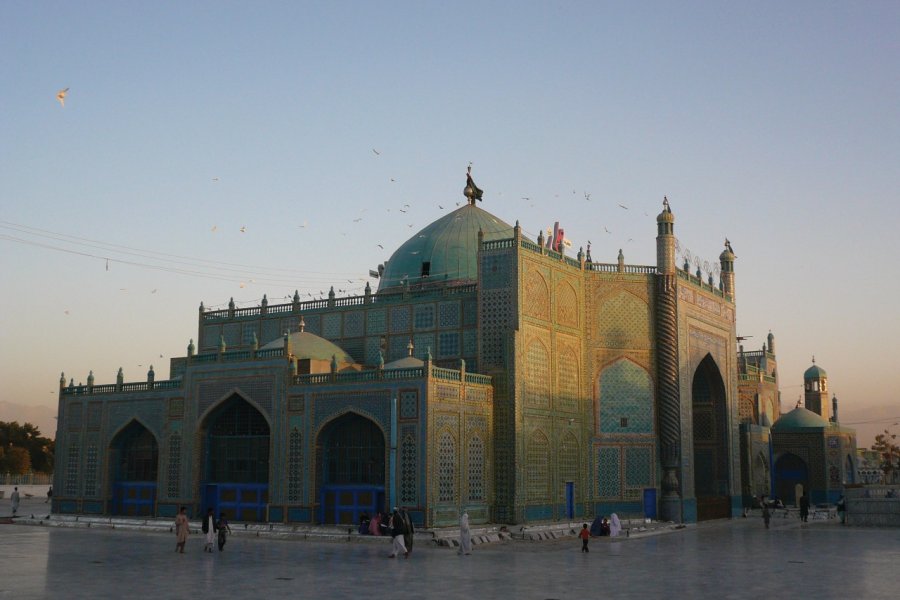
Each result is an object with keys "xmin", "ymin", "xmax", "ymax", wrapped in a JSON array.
[
  {"xmin": 719, "ymin": 239, "xmax": 736, "ymax": 298},
  {"xmin": 655, "ymin": 197, "xmax": 682, "ymax": 522},
  {"xmin": 803, "ymin": 357, "xmax": 830, "ymax": 421}
]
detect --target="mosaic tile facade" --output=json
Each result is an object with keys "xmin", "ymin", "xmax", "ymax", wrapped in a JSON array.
[
  {"xmin": 400, "ymin": 430, "xmax": 417, "ymax": 505},
  {"xmin": 438, "ymin": 431, "xmax": 457, "ymax": 502},
  {"xmin": 598, "ymin": 446, "xmax": 620, "ymax": 498},
  {"xmin": 287, "ymin": 428, "xmax": 302, "ymax": 503},
  {"xmin": 167, "ymin": 433, "xmax": 181, "ymax": 498},
  {"xmin": 467, "ymin": 434, "xmax": 485, "ymax": 501},
  {"xmin": 525, "ymin": 340, "xmax": 550, "ymax": 409},
  {"xmin": 439, "ymin": 301, "xmax": 460, "ymax": 328},
  {"xmin": 556, "ymin": 281, "xmax": 579, "ymax": 328},
  {"xmin": 598, "ymin": 359, "xmax": 654, "ymax": 434},
  {"xmin": 343, "ymin": 311, "xmax": 364, "ymax": 338},
  {"xmin": 524, "ymin": 269, "xmax": 550, "ymax": 319},
  {"xmin": 84, "ymin": 443, "xmax": 99, "ymax": 498},
  {"xmin": 526, "ymin": 430, "xmax": 550, "ymax": 501},
  {"xmin": 597, "ymin": 290, "xmax": 651, "ymax": 348}
]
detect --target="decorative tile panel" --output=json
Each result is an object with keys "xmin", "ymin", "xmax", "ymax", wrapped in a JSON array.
[
  {"xmin": 526, "ymin": 430, "xmax": 550, "ymax": 501},
  {"xmin": 596, "ymin": 290, "xmax": 651, "ymax": 348},
  {"xmin": 598, "ymin": 446, "xmax": 620, "ymax": 498},
  {"xmin": 389, "ymin": 336, "xmax": 409, "ymax": 361},
  {"xmin": 439, "ymin": 301, "xmax": 460, "ymax": 328},
  {"xmin": 414, "ymin": 304, "xmax": 435, "ymax": 330},
  {"xmin": 400, "ymin": 428, "xmax": 417, "ymax": 505},
  {"xmin": 557, "ymin": 346, "xmax": 579, "ymax": 412},
  {"xmin": 625, "ymin": 446, "xmax": 653, "ymax": 491},
  {"xmin": 287, "ymin": 427, "xmax": 302, "ymax": 503},
  {"xmin": 68, "ymin": 402, "xmax": 83, "ymax": 430},
  {"xmin": 467, "ymin": 434, "xmax": 485, "ymax": 501},
  {"xmin": 198, "ymin": 378, "xmax": 274, "ymax": 419},
  {"xmin": 66, "ymin": 435, "xmax": 80, "ymax": 496},
  {"xmin": 84, "ymin": 442, "xmax": 99, "ymax": 498},
  {"xmin": 559, "ymin": 433, "xmax": 579, "ymax": 484},
  {"xmin": 87, "ymin": 402, "xmax": 102, "ymax": 430},
  {"xmin": 399, "ymin": 391, "xmax": 418, "ymax": 420},
  {"xmin": 462, "ymin": 329, "xmax": 477, "ymax": 356},
  {"xmin": 390, "ymin": 306, "xmax": 411, "ymax": 334},
  {"xmin": 481, "ymin": 254, "xmax": 512, "ymax": 290},
  {"xmin": 413, "ymin": 333, "xmax": 435, "ymax": 358},
  {"xmin": 438, "ymin": 431, "xmax": 457, "ymax": 502},
  {"xmin": 556, "ymin": 281, "xmax": 579, "ymax": 328},
  {"xmin": 365, "ymin": 336, "xmax": 383, "ymax": 365},
  {"xmin": 288, "ymin": 395, "xmax": 304, "ymax": 413},
  {"xmin": 525, "ymin": 340, "xmax": 550, "ymax": 409},
  {"xmin": 598, "ymin": 360, "xmax": 653, "ymax": 434},
  {"xmin": 167, "ymin": 433, "xmax": 181, "ymax": 498},
  {"xmin": 168, "ymin": 398, "xmax": 184, "ymax": 418},
  {"xmin": 524, "ymin": 269, "xmax": 550, "ymax": 320},
  {"xmin": 322, "ymin": 313, "xmax": 341, "ymax": 340},
  {"xmin": 260, "ymin": 319, "xmax": 281, "ymax": 345},
  {"xmin": 367, "ymin": 309, "xmax": 386, "ymax": 335},
  {"xmin": 463, "ymin": 298, "xmax": 478, "ymax": 326},
  {"xmin": 343, "ymin": 311, "xmax": 364, "ymax": 338},
  {"xmin": 438, "ymin": 332, "xmax": 459, "ymax": 358}
]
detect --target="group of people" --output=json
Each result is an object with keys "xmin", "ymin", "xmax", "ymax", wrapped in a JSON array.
[
  {"xmin": 588, "ymin": 513, "xmax": 622, "ymax": 538},
  {"xmin": 173, "ymin": 506, "xmax": 232, "ymax": 554}
]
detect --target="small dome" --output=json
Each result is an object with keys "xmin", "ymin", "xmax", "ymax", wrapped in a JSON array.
[
  {"xmin": 772, "ymin": 407, "xmax": 828, "ymax": 431},
  {"xmin": 804, "ymin": 364, "xmax": 827, "ymax": 379},
  {"xmin": 259, "ymin": 331, "xmax": 354, "ymax": 364},
  {"xmin": 656, "ymin": 205, "xmax": 674, "ymax": 223},
  {"xmin": 384, "ymin": 355, "xmax": 424, "ymax": 370}
]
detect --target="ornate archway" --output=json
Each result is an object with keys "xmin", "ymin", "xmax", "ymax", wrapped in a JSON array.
[
  {"xmin": 692, "ymin": 354, "xmax": 730, "ymax": 520},
  {"xmin": 316, "ymin": 413, "xmax": 385, "ymax": 525},
  {"xmin": 108, "ymin": 420, "xmax": 158, "ymax": 516},
  {"xmin": 774, "ymin": 453, "xmax": 808, "ymax": 504},
  {"xmin": 201, "ymin": 395, "xmax": 270, "ymax": 521}
]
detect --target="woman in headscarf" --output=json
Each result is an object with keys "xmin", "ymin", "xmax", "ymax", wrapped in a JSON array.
[
  {"xmin": 458, "ymin": 511, "xmax": 472, "ymax": 555},
  {"xmin": 609, "ymin": 513, "xmax": 622, "ymax": 537},
  {"xmin": 388, "ymin": 508, "xmax": 408, "ymax": 558},
  {"xmin": 589, "ymin": 515, "xmax": 604, "ymax": 537},
  {"xmin": 369, "ymin": 511, "xmax": 382, "ymax": 536}
]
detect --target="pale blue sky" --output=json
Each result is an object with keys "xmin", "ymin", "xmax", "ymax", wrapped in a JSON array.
[{"xmin": 1, "ymin": 2, "xmax": 898, "ymax": 444}]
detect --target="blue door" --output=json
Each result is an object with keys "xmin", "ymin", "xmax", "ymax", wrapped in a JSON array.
[{"xmin": 565, "ymin": 482, "xmax": 575, "ymax": 520}]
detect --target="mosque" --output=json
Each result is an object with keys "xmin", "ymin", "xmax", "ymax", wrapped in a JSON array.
[
  {"xmin": 54, "ymin": 171, "xmax": 749, "ymax": 527},
  {"xmin": 737, "ymin": 344, "xmax": 857, "ymax": 506}
]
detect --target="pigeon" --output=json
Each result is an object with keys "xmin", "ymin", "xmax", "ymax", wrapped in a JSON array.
[
  {"xmin": 56, "ymin": 88, "xmax": 69, "ymax": 107},
  {"xmin": 618, "ymin": 204, "xmax": 629, "ymax": 210},
  {"xmin": 372, "ymin": 148, "xmax": 380, "ymax": 155},
  {"xmin": 240, "ymin": 226, "xmax": 246, "ymax": 233}
]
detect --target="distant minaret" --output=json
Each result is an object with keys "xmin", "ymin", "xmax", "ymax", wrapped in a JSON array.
[
  {"xmin": 803, "ymin": 357, "xmax": 830, "ymax": 421},
  {"xmin": 719, "ymin": 239, "xmax": 736, "ymax": 298}
]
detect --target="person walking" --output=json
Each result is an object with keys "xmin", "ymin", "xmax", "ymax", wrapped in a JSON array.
[
  {"xmin": 837, "ymin": 495, "xmax": 846, "ymax": 524},
  {"xmin": 799, "ymin": 493, "xmax": 810, "ymax": 523},
  {"xmin": 388, "ymin": 508, "xmax": 408, "ymax": 558},
  {"xmin": 202, "ymin": 507, "xmax": 217, "ymax": 553},
  {"xmin": 174, "ymin": 506, "xmax": 190, "ymax": 553},
  {"xmin": 400, "ymin": 507, "xmax": 415, "ymax": 556},
  {"xmin": 762, "ymin": 503, "xmax": 771, "ymax": 529},
  {"xmin": 46, "ymin": 486, "xmax": 53, "ymax": 504},
  {"xmin": 579, "ymin": 523, "xmax": 590, "ymax": 552},
  {"xmin": 216, "ymin": 513, "xmax": 232, "ymax": 552},
  {"xmin": 10, "ymin": 487, "xmax": 20, "ymax": 517},
  {"xmin": 458, "ymin": 511, "xmax": 472, "ymax": 555}
]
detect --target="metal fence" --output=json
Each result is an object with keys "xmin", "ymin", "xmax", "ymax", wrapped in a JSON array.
[{"xmin": 1, "ymin": 473, "xmax": 53, "ymax": 486}]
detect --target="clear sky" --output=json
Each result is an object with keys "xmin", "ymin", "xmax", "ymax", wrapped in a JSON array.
[{"xmin": 1, "ymin": 2, "xmax": 898, "ymax": 445}]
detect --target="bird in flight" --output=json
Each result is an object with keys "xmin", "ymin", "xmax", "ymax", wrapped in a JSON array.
[
  {"xmin": 377, "ymin": 244, "xmax": 384, "ymax": 249},
  {"xmin": 212, "ymin": 177, "xmax": 219, "ymax": 182},
  {"xmin": 211, "ymin": 225, "xmax": 217, "ymax": 232},
  {"xmin": 353, "ymin": 218, "xmax": 363, "ymax": 222},
  {"xmin": 618, "ymin": 204, "xmax": 629, "ymax": 210},
  {"xmin": 151, "ymin": 289, "xmax": 157, "ymax": 294},
  {"xmin": 56, "ymin": 88, "xmax": 69, "ymax": 107},
  {"xmin": 438, "ymin": 205, "xmax": 444, "ymax": 209},
  {"xmin": 240, "ymin": 226, "xmax": 246, "ymax": 233},
  {"xmin": 604, "ymin": 226, "xmax": 612, "ymax": 234},
  {"xmin": 299, "ymin": 220, "xmax": 308, "ymax": 228},
  {"xmin": 372, "ymin": 148, "xmax": 380, "ymax": 155}
]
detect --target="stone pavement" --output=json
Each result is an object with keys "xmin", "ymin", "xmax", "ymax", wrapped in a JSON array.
[{"xmin": 1, "ymin": 515, "xmax": 899, "ymax": 600}]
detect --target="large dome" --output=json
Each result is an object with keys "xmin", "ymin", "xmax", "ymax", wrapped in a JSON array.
[
  {"xmin": 771, "ymin": 407, "xmax": 829, "ymax": 431},
  {"xmin": 378, "ymin": 203, "xmax": 514, "ymax": 291}
]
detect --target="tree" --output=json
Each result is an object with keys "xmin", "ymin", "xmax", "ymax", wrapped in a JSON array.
[
  {"xmin": 0, "ymin": 420, "xmax": 55, "ymax": 474},
  {"xmin": 872, "ymin": 429, "xmax": 900, "ymax": 483}
]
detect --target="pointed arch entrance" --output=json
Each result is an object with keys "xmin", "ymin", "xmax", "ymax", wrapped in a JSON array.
[
  {"xmin": 201, "ymin": 395, "xmax": 270, "ymax": 521},
  {"xmin": 316, "ymin": 413, "xmax": 386, "ymax": 525},
  {"xmin": 774, "ymin": 453, "xmax": 808, "ymax": 504},
  {"xmin": 692, "ymin": 354, "xmax": 731, "ymax": 520},
  {"xmin": 109, "ymin": 420, "xmax": 159, "ymax": 516}
]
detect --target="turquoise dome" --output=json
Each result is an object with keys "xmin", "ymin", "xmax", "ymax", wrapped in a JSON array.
[
  {"xmin": 771, "ymin": 407, "xmax": 828, "ymax": 431},
  {"xmin": 259, "ymin": 331, "xmax": 354, "ymax": 364},
  {"xmin": 804, "ymin": 364, "xmax": 827, "ymax": 379},
  {"xmin": 378, "ymin": 204, "xmax": 514, "ymax": 291}
]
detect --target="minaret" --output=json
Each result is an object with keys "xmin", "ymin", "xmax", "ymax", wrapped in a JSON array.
[
  {"xmin": 719, "ymin": 239, "xmax": 736, "ymax": 298},
  {"xmin": 654, "ymin": 197, "xmax": 682, "ymax": 522},
  {"xmin": 803, "ymin": 357, "xmax": 830, "ymax": 421}
]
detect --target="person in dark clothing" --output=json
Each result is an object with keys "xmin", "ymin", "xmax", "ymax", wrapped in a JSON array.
[
  {"xmin": 388, "ymin": 508, "xmax": 408, "ymax": 558},
  {"xmin": 216, "ymin": 513, "xmax": 232, "ymax": 551},
  {"xmin": 400, "ymin": 508, "xmax": 415, "ymax": 555},
  {"xmin": 799, "ymin": 493, "xmax": 810, "ymax": 522}
]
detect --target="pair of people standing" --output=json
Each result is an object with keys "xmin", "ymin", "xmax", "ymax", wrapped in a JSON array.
[
  {"xmin": 388, "ymin": 507, "xmax": 414, "ymax": 558},
  {"xmin": 174, "ymin": 507, "xmax": 232, "ymax": 553}
]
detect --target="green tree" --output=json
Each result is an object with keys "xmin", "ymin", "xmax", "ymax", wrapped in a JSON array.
[
  {"xmin": 5, "ymin": 446, "xmax": 31, "ymax": 474},
  {"xmin": 0, "ymin": 420, "xmax": 55, "ymax": 474},
  {"xmin": 872, "ymin": 429, "xmax": 900, "ymax": 482}
]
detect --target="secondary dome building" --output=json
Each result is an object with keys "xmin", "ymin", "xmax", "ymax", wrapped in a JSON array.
[{"xmin": 54, "ymin": 173, "xmax": 744, "ymax": 526}]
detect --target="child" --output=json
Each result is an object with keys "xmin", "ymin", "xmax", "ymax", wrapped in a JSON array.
[
  {"xmin": 579, "ymin": 523, "xmax": 590, "ymax": 552},
  {"xmin": 216, "ymin": 513, "xmax": 232, "ymax": 551}
]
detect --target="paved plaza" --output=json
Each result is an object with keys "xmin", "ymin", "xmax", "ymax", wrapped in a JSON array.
[{"xmin": 2, "ymin": 508, "xmax": 899, "ymax": 600}]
